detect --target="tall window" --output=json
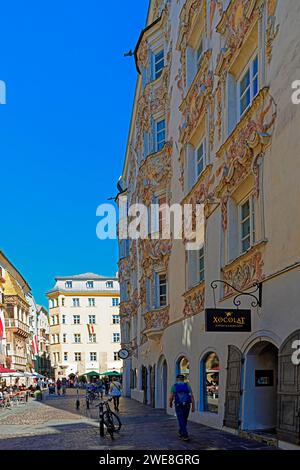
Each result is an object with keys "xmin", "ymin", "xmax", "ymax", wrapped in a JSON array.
[
  {"xmin": 90, "ymin": 352, "xmax": 97, "ymax": 362},
  {"xmin": 112, "ymin": 298, "xmax": 119, "ymax": 307},
  {"xmin": 198, "ymin": 247, "xmax": 205, "ymax": 282},
  {"xmin": 61, "ymin": 298, "xmax": 65, "ymax": 307},
  {"xmin": 112, "ymin": 315, "xmax": 120, "ymax": 324},
  {"xmin": 88, "ymin": 315, "xmax": 96, "ymax": 324},
  {"xmin": 63, "ymin": 333, "xmax": 67, "ymax": 343},
  {"xmin": 196, "ymin": 140, "xmax": 205, "ymax": 177},
  {"xmin": 114, "ymin": 352, "xmax": 119, "ymax": 361},
  {"xmin": 88, "ymin": 298, "xmax": 95, "ymax": 307},
  {"xmin": 74, "ymin": 334, "xmax": 81, "ymax": 344},
  {"xmin": 73, "ymin": 298, "xmax": 80, "ymax": 307},
  {"xmin": 73, "ymin": 315, "xmax": 80, "ymax": 324},
  {"xmin": 239, "ymin": 55, "xmax": 258, "ymax": 117},
  {"xmin": 62, "ymin": 315, "xmax": 66, "ymax": 324},
  {"xmin": 202, "ymin": 352, "xmax": 219, "ymax": 413},
  {"xmin": 156, "ymin": 119, "xmax": 166, "ymax": 151},
  {"xmin": 113, "ymin": 333, "xmax": 120, "ymax": 343},
  {"xmin": 64, "ymin": 352, "xmax": 68, "ymax": 361},
  {"xmin": 86, "ymin": 281, "xmax": 94, "ymax": 289},
  {"xmin": 74, "ymin": 352, "xmax": 81, "ymax": 362},
  {"xmin": 240, "ymin": 197, "xmax": 255, "ymax": 253},
  {"xmin": 89, "ymin": 333, "xmax": 96, "ymax": 343},
  {"xmin": 65, "ymin": 281, "xmax": 72, "ymax": 289},
  {"xmin": 196, "ymin": 38, "xmax": 203, "ymax": 69},
  {"xmin": 154, "ymin": 49, "xmax": 164, "ymax": 79},
  {"xmin": 158, "ymin": 273, "xmax": 167, "ymax": 307}
]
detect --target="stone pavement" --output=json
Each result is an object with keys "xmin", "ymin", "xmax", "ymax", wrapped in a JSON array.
[{"xmin": 0, "ymin": 390, "xmax": 275, "ymax": 450}]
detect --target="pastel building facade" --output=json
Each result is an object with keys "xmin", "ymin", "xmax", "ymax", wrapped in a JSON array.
[
  {"xmin": 47, "ymin": 274, "xmax": 121, "ymax": 379},
  {"xmin": 118, "ymin": 0, "xmax": 300, "ymax": 449}
]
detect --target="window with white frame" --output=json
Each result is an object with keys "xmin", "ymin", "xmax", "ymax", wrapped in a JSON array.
[
  {"xmin": 112, "ymin": 314, "xmax": 120, "ymax": 324},
  {"xmin": 198, "ymin": 246, "xmax": 205, "ymax": 283},
  {"xmin": 63, "ymin": 333, "xmax": 67, "ymax": 343},
  {"xmin": 88, "ymin": 314, "xmax": 96, "ymax": 324},
  {"xmin": 64, "ymin": 352, "xmax": 68, "ymax": 361},
  {"xmin": 74, "ymin": 352, "xmax": 81, "ymax": 362},
  {"xmin": 156, "ymin": 119, "xmax": 165, "ymax": 151},
  {"xmin": 86, "ymin": 281, "xmax": 94, "ymax": 289},
  {"xmin": 89, "ymin": 333, "xmax": 96, "ymax": 343},
  {"xmin": 154, "ymin": 49, "xmax": 164, "ymax": 79},
  {"xmin": 113, "ymin": 332, "xmax": 120, "ymax": 343},
  {"xmin": 114, "ymin": 352, "xmax": 119, "ymax": 361},
  {"xmin": 106, "ymin": 281, "xmax": 114, "ymax": 289},
  {"xmin": 112, "ymin": 298, "xmax": 119, "ymax": 307},
  {"xmin": 239, "ymin": 55, "xmax": 258, "ymax": 117},
  {"xmin": 65, "ymin": 281, "xmax": 72, "ymax": 289},
  {"xmin": 62, "ymin": 314, "xmax": 66, "ymax": 324},
  {"xmin": 72, "ymin": 298, "xmax": 80, "ymax": 307},
  {"xmin": 90, "ymin": 352, "xmax": 97, "ymax": 362},
  {"xmin": 196, "ymin": 140, "xmax": 205, "ymax": 178},
  {"xmin": 88, "ymin": 298, "xmax": 95, "ymax": 307},
  {"xmin": 187, "ymin": 246, "xmax": 205, "ymax": 289},
  {"xmin": 239, "ymin": 196, "xmax": 255, "ymax": 254},
  {"xmin": 73, "ymin": 315, "xmax": 80, "ymax": 324},
  {"xmin": 74, "ymin": 333, "xmax": 81, "ymax": 344},
  {"xmin": 157, "ymin": 272, "xmax": 167, "ymax": 307}
]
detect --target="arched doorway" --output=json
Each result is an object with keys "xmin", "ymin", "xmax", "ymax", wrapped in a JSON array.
[
  {"xmin": 157, "ymin": 356, "xmax": 168, "ymax": 409},
  {"xmin": 201, "ymin": 352, "xmax": 220, "ymax": 413},
  {"xmin": 141, "ymin": 365, "xmax": 148, "ymax": 405},
  {"xmin": 149, "ymin": 365, "xmax": 156, "ymax": 408},
  {"xmin": 176, "ymin": 356, "xmax": 190, "ymax": 380},
  {"xmin": 243, "ymin": 341, "xmax": 278, "ymax": 431}
]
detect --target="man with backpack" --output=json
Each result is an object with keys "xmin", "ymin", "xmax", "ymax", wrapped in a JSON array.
[{"xmin": 169, "ymin": 374, "xmax": 195, "ymax": 441}]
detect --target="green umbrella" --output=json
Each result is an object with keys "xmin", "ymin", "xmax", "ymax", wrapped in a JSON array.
[
  {"xmin": 99, "ymin": 371, "xmax": 122, "ymax": 376},
  {"xmin": 83, "ymin": 371, "xmax": 100, "ymax": 377}
]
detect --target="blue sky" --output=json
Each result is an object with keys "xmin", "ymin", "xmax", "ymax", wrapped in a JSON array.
[{"xmin": 0, "ymin": 0, "xmax": 148, "ymax": 306}]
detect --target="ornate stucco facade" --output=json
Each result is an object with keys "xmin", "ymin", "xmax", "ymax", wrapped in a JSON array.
[{"xmin": 118, "ymin": 0, "xmax": 300, "ymax": 448}]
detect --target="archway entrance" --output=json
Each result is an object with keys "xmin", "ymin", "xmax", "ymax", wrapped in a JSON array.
[
  {"xmin": 176, "ymin": 356, "xmax": 189, "ymax": 380},
  {"xmin": 141, "ymin": 366, "xmax": 148, "ymax": 405},
  {"xmin": 149, "ymin": 365, "xmax": 156, "ymax": 408},
  {"xmin": 157, "ymin": 356, "xmax": 168, "ymax": 409},
  {"xmin": 243, "ymin": 341, "xmax": 278, "ymax": 431}
]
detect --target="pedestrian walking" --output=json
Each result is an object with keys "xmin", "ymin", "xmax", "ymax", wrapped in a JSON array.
[
  {"xmin": 109, "ymin": 377, "xmax": 122, "ymax": 412},
  {"xmin": 56, "ymin": 378, "xmax": 62, "ymax": 396},
  {"xmin": 169, "ymin": 374, "xmax": 195, "ymax": 441},
  {"xmin": 62, "ymin": 377, "xmax": 67, "ymax": 395}
]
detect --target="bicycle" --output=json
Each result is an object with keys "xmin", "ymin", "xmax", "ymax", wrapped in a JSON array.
[
  {"xmin": 86, "ymin": 387, "xmax": 100, "ymax": 409},
  {"xmin": 95, "ymin": 397, "xmax": 122, "ymax": 439}
]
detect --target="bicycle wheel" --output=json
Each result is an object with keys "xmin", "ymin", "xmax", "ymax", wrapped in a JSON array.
[{"xmin": 103, "ymin": 410, "xmax": 122, "ymax": 432}]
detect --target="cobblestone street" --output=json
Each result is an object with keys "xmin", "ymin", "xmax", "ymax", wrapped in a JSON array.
[{"xmin": 0, "ymin": 390, "xmax": 275, "ymax": 450}]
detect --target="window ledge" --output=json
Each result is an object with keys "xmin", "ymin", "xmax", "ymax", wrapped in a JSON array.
[{"xmin": 222, "ymin": 239, "xmax": 267, "ymax": 271}]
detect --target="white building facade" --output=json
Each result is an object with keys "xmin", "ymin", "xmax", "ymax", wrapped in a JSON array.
[
  {"xmin": 47, "ymin": 273, "xmax": 121, "ymax": 379},
  {"xmin": 118, "ymin": 0, "xmax": 300, "ymax": 449}
]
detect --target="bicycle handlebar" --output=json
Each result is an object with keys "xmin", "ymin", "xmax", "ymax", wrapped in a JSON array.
[{"xmin": 95, "ymin": 397, "xmax": 113, "ymax": 407}]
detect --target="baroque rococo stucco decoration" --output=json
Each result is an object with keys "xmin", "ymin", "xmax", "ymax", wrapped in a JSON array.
[
  {"xmin": 222, "ymin": 246, "xmax": 265, "ymax": 297},
  {"xmin": 183, "ymin": 283, "xmax": 205, "ymax": 317},
  {"xmin": 136, "ymin": 140, "xmax": 172, "ymax": 205},
  {"xmin": 144, "ymin": 306, "xmax": 170, "ymax": 332},
  {"xmin": 176, "ymin": 0, "xmax": 207, "ymax": 87},
  {"xmin": 215, "ymin": 87, "xmax": 277, "ymax": 204}
]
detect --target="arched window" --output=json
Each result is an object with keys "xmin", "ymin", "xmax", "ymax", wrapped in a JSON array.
[
  {"xmin": 176, "ymin": 356, "xmax": 190, "ymax": 380},
  {"xmin": 201, "ymin": 352, "xmax": 220, "ymax": 413}
]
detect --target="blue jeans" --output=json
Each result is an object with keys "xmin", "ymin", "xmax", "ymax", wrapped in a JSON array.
[{"xmin": 175, "ymin": 403, "xmax": 190, "ymax": 437}]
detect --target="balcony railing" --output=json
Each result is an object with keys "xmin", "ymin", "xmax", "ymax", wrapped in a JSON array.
[
  {"xmin": 9, "ymin": 354, "xmax": 27, "ymax": 366},
  {"xmin": 5, "ymin": 318, "xmax": 30, "ymax": 335}
]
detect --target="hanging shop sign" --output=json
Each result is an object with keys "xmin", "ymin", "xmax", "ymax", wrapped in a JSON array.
[{"xmin": 205, "ymin": 308, "xmax": 251, "ymax": 332}]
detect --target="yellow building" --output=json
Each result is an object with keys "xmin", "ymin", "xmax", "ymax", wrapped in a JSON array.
[
  {"xmin": 0, "ymin": 250, "xmax": 32, "ymax": 372},
  {"xmin": 118, "ymin": 0, "xmax": 300, "ymax": 449},
  {"xmin": 47, "ymin": 273, "xmax": 121, "ymax": 379}
]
